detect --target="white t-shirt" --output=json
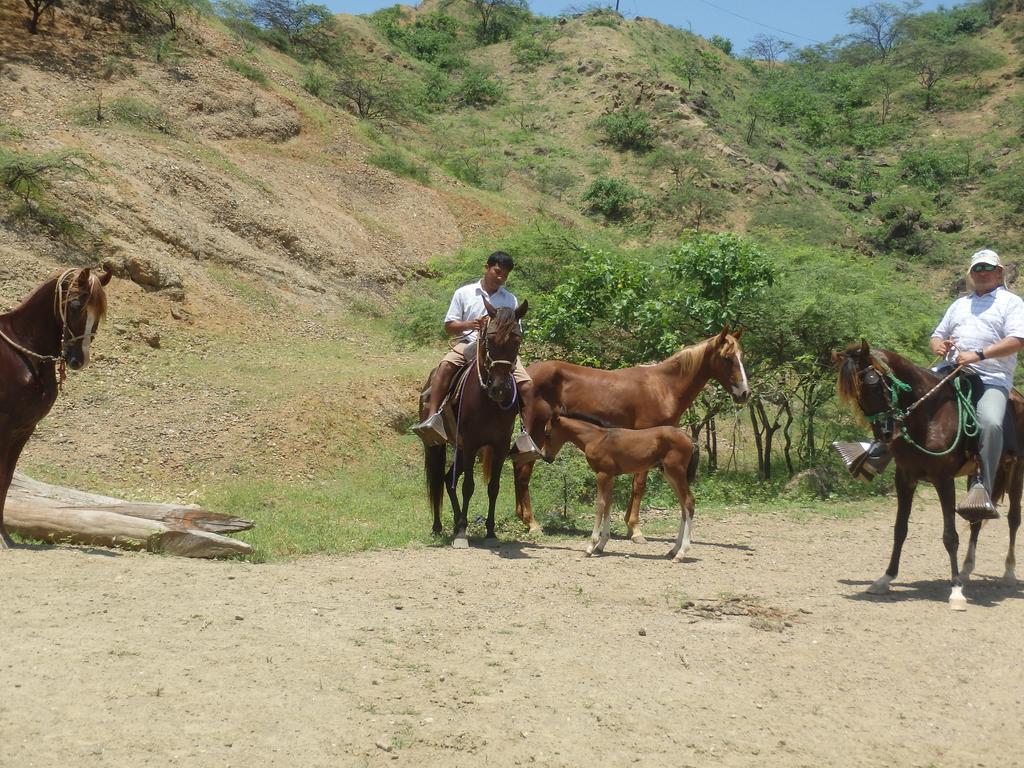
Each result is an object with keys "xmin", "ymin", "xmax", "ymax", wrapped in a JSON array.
[
  {"xmin": 932, "ymin": 286, "xmax": 1024, "ymax": 390},
  {"xmin": 444, "ymin": 280, "xmax": 519, "ymax": 343}
]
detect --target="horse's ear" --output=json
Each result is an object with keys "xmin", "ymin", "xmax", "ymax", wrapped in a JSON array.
[
  {"xmin": 733, "ymin": 325, "xmax": 744, "ymax": 339},
  {"xmin": 483, "ymin": 298, "xmax": 497, "ymax": 317},
  {"xmin": 515, "ymin": 299, "xmax": 528, "ymax": 320},
  {"xmin": 718, "ymin": 325, "xmax": 729, "ymax": 342},
  {"xmin": 99, "ymin": 270, "xmax": 113, "ymax": 286},
  {"xmin": 859, "ymin": 339, "xmax": 870, "ymax": 358},
  {"xmin": 76, "ymin": 268, "xmax": 91, "ymax": 289}
]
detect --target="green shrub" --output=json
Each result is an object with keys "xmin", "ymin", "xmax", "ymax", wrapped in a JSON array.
[
  {"xmin": 368, "ymin": 148, "xmax": 431, "ymax": 184},
  {"xmin": 75, "ymin": 96, "xmax": 172, "ymax": 133},
  {"xmin": 302, "ymin": 65, "xmax": 333, "ymax": 99},
  {"xmin": 594, "ymin": 108, "xmax": 657, "ymax": 152},
  {"xmin": 581, "ymin": 176, "xmax": 643, "ymax": 221},
  {"xmin": 709, "ymin": 35, "xmax": 733, "ymax": 56},
  {"xmin": 457, "ymin": 67, "xmax": 505, "ymax": 108},
  {"xmin": 898, "ymin": 147, "xmax": 967, "ymax": 190},
  {"xmin": 226, "ymin": 56, "xmax": 269, "ymax": 85},
  {"xmin": 511, "ymin": 29, "xmax": 560, "ymax": 70},
  {"xmin": 0, "ymin": 147, "xmax": 87, "ymax": 203}
]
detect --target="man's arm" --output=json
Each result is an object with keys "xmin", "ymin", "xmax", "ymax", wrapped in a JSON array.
[
  {"xmin": 957, "ymin": 336, "xmax": 1024, "ymax": 365},
  {"xmin": 444, "ymin": 317, "xmax": 485, "ymax": 337}
]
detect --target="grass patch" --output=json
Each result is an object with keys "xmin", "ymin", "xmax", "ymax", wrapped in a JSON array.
[
  {"xmin": 225, "ymin": 56, "xmax": 270, "ymax": 86},
  {"xmin": 205, "ymin": 263, "xmax": 280, "ymax": 313},
  {"xmin": 368, "ymin": 147, "xmax": 431, "ymax": 184}
]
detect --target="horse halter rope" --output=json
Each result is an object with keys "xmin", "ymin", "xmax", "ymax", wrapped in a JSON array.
[
  {"xmin": 858, "ymin": 360, "xmax": 978, "ymax": 457},
  {"xmin": 0, "ymin": 269, "xmax": 86, "ymax": 392}
]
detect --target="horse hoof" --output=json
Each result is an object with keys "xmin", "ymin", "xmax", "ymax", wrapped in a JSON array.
[
  {"xmin": 585, "ymin": 547, "xmax": 595, "ymax": 557},
  {"xmin": 672, "ymin": 554, "xmax": 686, "ymax": 564},
  {"xmin": 528, "ymin": 524, "xmax": 543, "ymax": 535},
  {"xmin": 452, "ymin": 537, "xmax": 469, "ymax": 550},
  {"xmin": 866, "ymin": 576, "xmax": 892, "ymax": 595},
  {"xmin": 1003, "ymin": 571, "xmax": 1017, "ymax": 586},
  {"xmin": 667, "ymin": 547, "xmax": 679, "ymax": 559},
  {"xmin": 485, "ymin": 536, "xmax": 499, "ymax": 548},
  {"xmin": 949, "ymin": 596, "xmax": 967, "ymax": 611},
  {"xmin": 631, "ymin": 534, "xmax": 647, "ymax": 545}
]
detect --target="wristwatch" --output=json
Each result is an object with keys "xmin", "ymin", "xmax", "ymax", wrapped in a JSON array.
[{"xmin": 975, "ymin": 349, "xmax": 986, "ymax": 360}]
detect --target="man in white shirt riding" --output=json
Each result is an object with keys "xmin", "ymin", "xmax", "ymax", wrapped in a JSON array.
[
  {"xmin": 931, "ymin": 248, "xmax": 1024, "ymax": 518},
  {"xmin": 413, "ymin": 251, "xmax": 542, "ymax": 461}
]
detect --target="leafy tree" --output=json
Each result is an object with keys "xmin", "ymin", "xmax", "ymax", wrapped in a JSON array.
[
  {"xmin": 140, "ymin": 0, "xmax": 210, "ymax": 29},
  {"xmin": 845, "ymin": 1, "xmax": 920, "ymax": 60},
  {"xmin": 23, "ymin": 0, "xmax": 57, "ymax": 34},
  {"xmin": 332, "ymin": 56, "xmax": 418, "ymax": 121},
  {"xmin": 661, "ymin": 185, "xmax": 728, "ymax": 231},
  {"xmin": 643, "ymin": 145, "xmax": 705, "ymax": 188},
  {"xmin": 459, "ymin": 0, "xmax": 529, "ymax": 44},
  {"xmin": 744, "ymin": 34, "xmax": 793, "ymax": 66},
  {"xmin": 899, "ymin": 38, "xmax": 987, "ymax": 110}
]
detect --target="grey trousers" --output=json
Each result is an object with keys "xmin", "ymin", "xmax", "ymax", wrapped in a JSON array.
[{"xmin": 976, "ymin": 385, "xmax": 1009, "ymax": 494}]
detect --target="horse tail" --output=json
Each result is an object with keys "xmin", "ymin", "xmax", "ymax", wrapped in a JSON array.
[
  {"xmin": 480, "ymin": 445, "xmax": 494, "ymax": 485},
  {"xmin": 425, "ymin": 444, "xmax": 446, "ymax": 516},
  {"xmin": 686, "ymin": 443, "xmax": 700, "ymax": 484}
]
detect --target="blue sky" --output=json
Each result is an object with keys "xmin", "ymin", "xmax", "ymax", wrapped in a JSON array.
[{"xmin": 328, "ymin": 0, "xmax": 952, "ymax": 54}]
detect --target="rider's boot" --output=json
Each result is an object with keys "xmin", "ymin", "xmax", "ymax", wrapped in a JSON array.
[
  {"xmin": 413, "ymin": 362, "xmax": 457, "ymax": 447},
  {"xmin": 957, "ymin": 473, "xmax": 1000, "ymax": 522},
  {"xmin": 512, "ymin": 381, "xmax": 544, "ymax": 465}
]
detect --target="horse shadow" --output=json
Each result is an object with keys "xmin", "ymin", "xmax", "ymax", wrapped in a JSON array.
[{"xmin": 840, "ymin": 576, "xmax": 1024, "ymax": 608}]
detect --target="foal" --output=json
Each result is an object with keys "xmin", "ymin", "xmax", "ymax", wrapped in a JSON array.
[{"xmin": 544, "ymin": 413, "xmax": 697, "ymax": 561}]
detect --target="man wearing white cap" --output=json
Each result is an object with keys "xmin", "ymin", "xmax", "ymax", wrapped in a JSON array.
[{"xmin": 930, "ymin": 248, "xmax": 1024, "ymax": 518}]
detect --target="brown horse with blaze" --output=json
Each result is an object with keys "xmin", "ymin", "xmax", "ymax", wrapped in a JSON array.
[{"xmin": 0, "ymin": 268, "xmax": 112, "ymax": 549}]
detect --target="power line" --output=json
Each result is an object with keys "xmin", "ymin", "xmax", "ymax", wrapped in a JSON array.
[{"xmin": 693, "ymin": 0, "xmax": 826, "ymax": 45}]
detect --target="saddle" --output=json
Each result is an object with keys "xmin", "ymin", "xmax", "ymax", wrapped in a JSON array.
[{"xmin": 414, "ymin": 354, "xmax": 477, "ymax": 448}]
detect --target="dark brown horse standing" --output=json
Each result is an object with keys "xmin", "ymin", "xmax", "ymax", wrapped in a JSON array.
[
  {"xmin": 421, "ymin": 301, "xmax": 527, "ymax": 549},
  {"xmin": 834, "ymin": 341, "xmax": 1022, "ymax": 610},
  {"xmin": 0, "ymin": 268, "xmax": 112, "ymax": 549},
  {"xmin": 514, "ymin": 328, "xmax": 750, "ymax": 541}
]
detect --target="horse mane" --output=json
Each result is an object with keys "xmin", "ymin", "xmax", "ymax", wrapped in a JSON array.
[
  {"xmin": 836, "ymin": 344, "xmax": 940, "ymax": 419},
  {"xmin": 488, "ymin": 306, "xmax": 520, "ymax": 345},
  {"xmin": 68, "ymin": 270, "xmax": 108, "ymax": 321},
  {"xmin": 669, "ymin": 333, "xmax": 736, "ymax": 378}
]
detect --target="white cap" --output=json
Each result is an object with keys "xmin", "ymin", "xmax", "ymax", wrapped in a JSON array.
[{"xmin": 971, "ymin": 249, "xmax": 1001, "ymax": 268}]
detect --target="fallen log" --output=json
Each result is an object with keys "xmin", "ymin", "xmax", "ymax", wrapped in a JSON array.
[{"xmin": 5, "ymin": 472, "xmax": 254, "ymax": 558}]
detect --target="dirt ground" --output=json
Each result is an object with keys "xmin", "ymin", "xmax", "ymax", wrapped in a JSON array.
[{"xmin": 2, "ymin": 504, "xmax": 1022, "ymax": 768}]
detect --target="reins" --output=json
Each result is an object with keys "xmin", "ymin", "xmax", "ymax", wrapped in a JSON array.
[
  {"xmin": 867, "ymin": 362, "xmax": 980, "ymax": 457},
  {"xmin": 0, "ymin": 269, "xmax": 80, "ymax": 392}
]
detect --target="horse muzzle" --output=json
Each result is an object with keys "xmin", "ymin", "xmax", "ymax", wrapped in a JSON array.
[
  {"xmin": 63, "ymin": 349, "xmax": 87, "ymax": 370},
  {"xmin": 730, "ymin": 385, "xmax": 750, "ymax": 405}
]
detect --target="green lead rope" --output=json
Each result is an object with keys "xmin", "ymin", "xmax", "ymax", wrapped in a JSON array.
[{"xmin": 878, "ymin": 373, "xmax": 980, "ymax": 456}]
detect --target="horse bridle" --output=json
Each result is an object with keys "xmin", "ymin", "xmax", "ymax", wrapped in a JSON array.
[
  {"xmin": 0, "ymin": 269, "xmax": 93, "ymax": 390},
  {"xmin": 474, "ymin": 316, "xmax": 521, "ymax": 409},
  {"xmin": 856, "ymin": 358, "xmax": 972, "ymax": 452}
]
